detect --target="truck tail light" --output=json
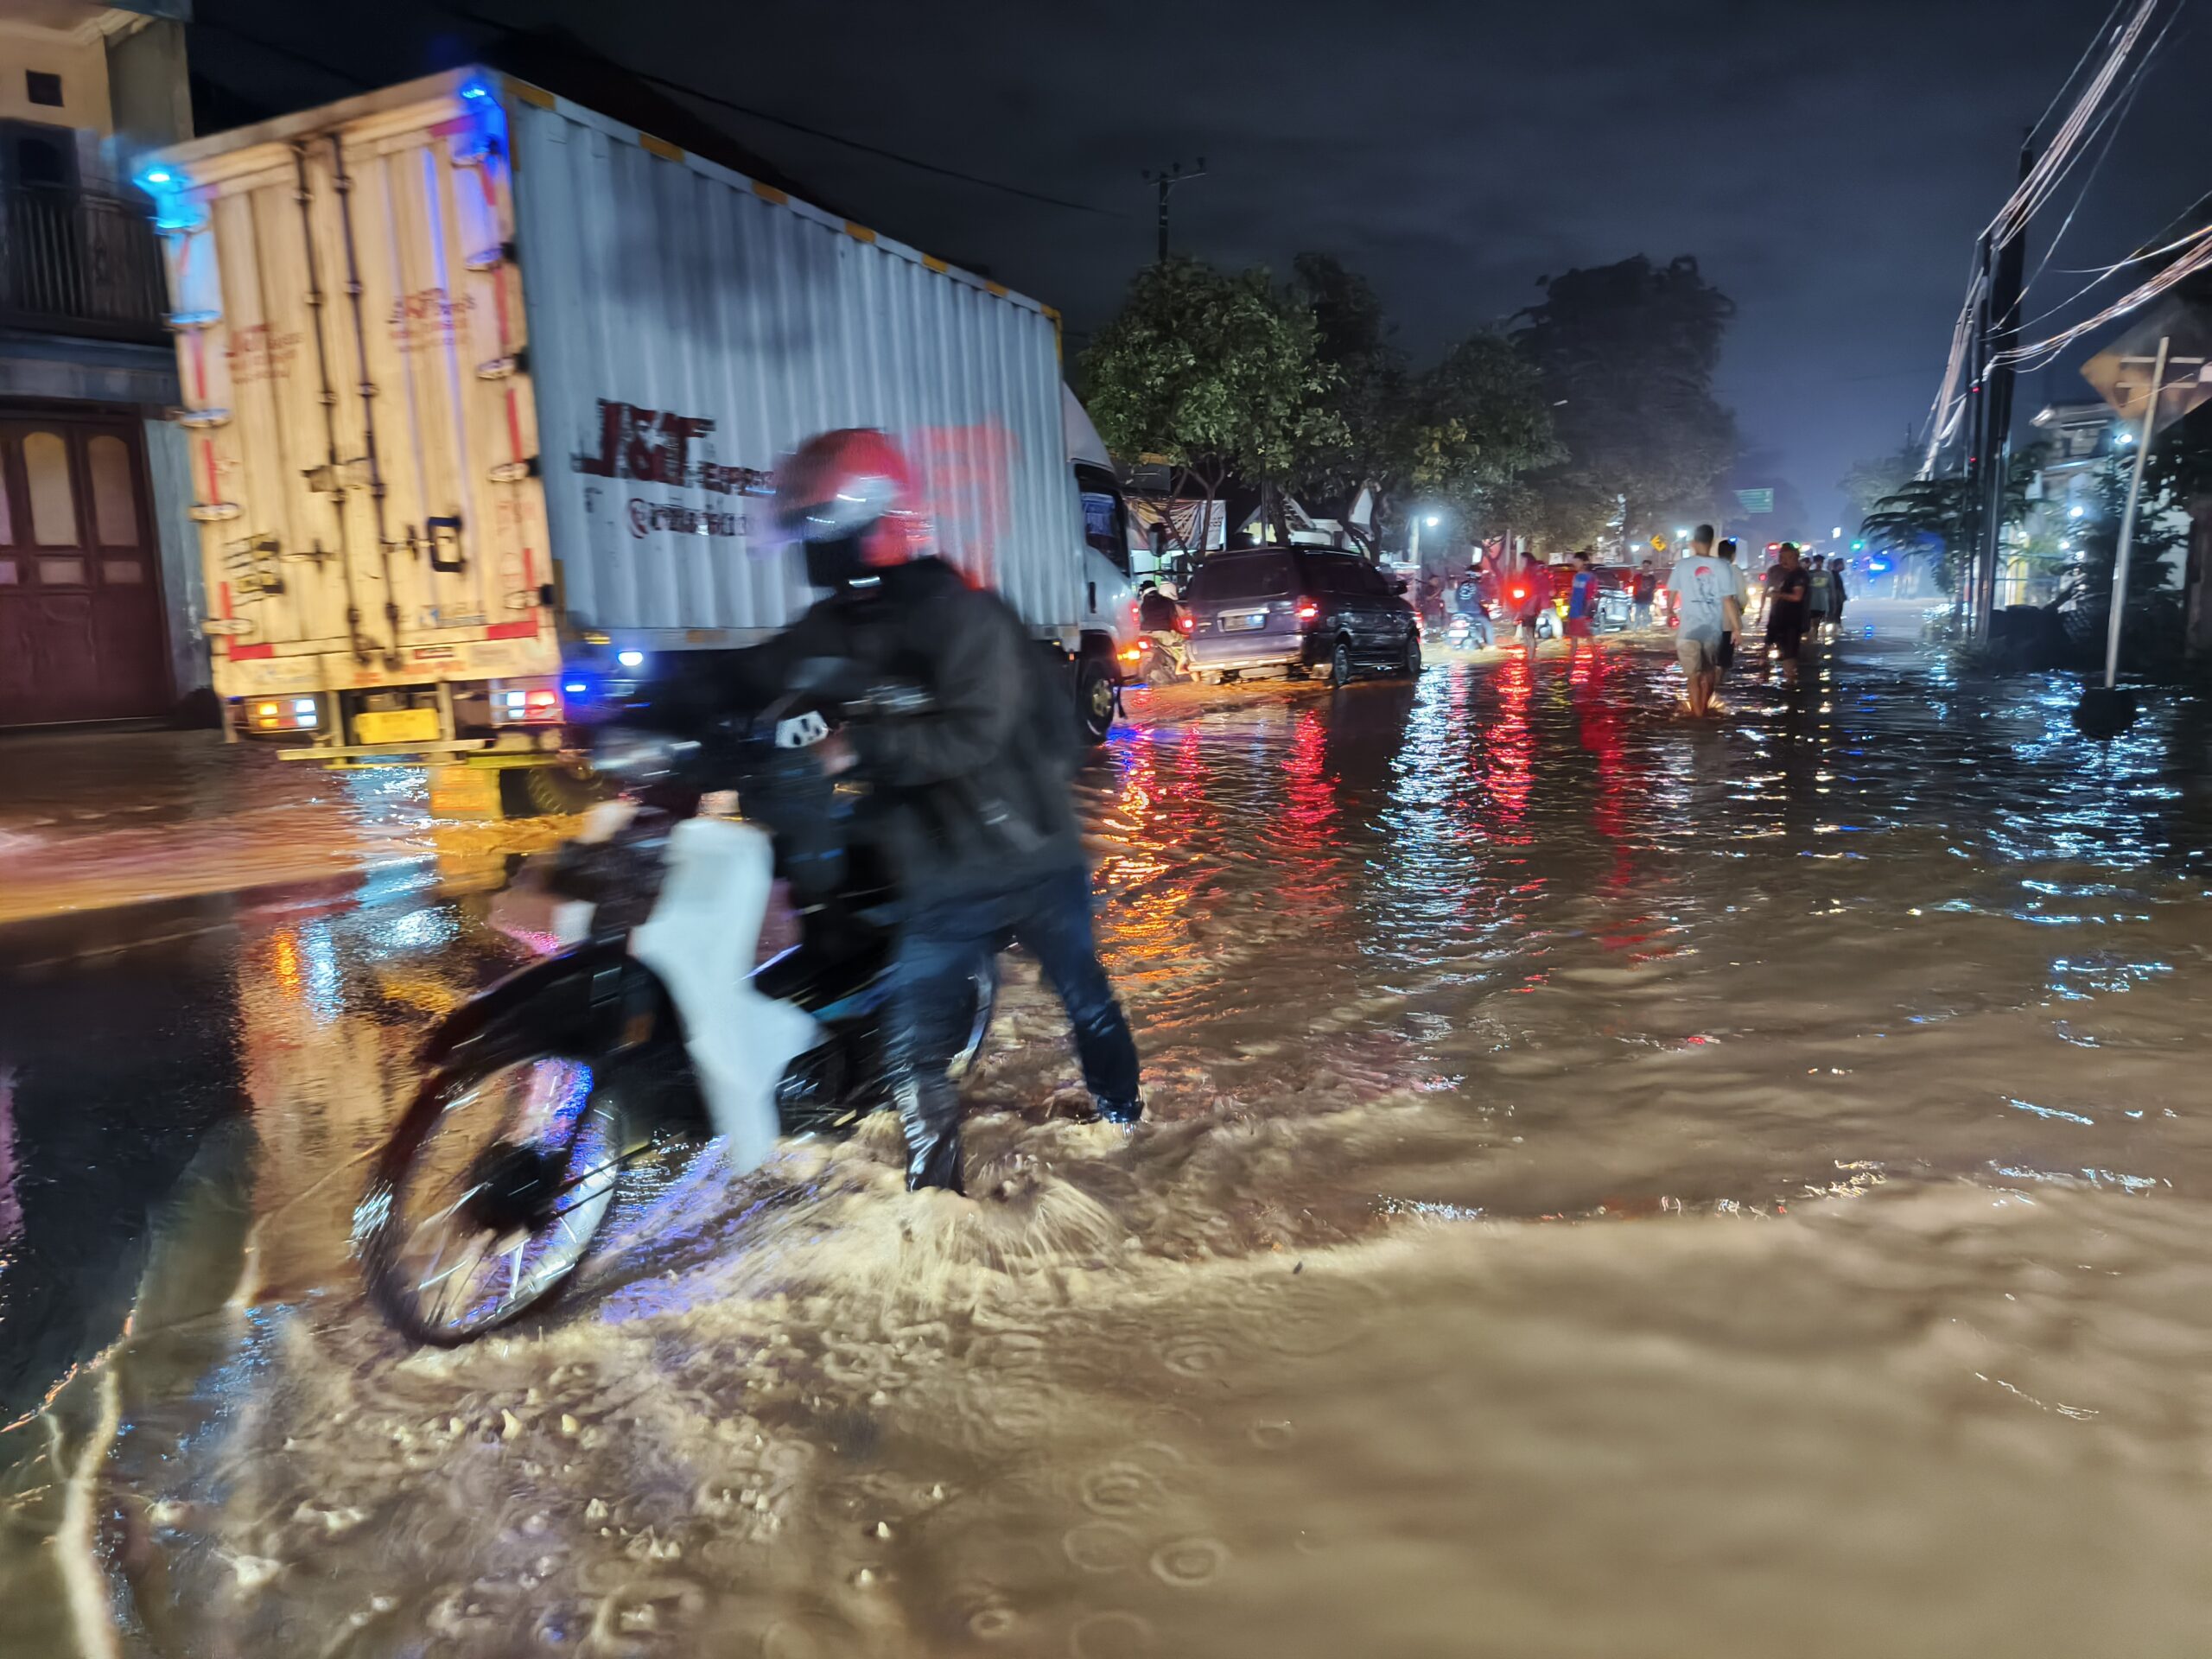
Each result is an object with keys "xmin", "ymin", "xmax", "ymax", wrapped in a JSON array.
[
  {"xmin": 498, "ymin": 687, "xmax": 564, "ymax": 723},
  {"xmin": 250, "ymin": 696, "xmax": 321, "ymax": 732}
]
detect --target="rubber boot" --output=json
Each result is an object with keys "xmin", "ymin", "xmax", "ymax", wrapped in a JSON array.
[{"xmin": 895, "ymin": 1074, "xmax": 966, "ymax": 1194}]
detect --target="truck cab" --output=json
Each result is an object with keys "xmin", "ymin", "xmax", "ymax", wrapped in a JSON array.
[{"xmin": 1064, "ymin": 390, "xmax": 1139, "ymax": 741}]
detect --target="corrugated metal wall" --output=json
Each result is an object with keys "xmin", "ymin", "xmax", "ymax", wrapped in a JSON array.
[{"xmin": 509, "ymin": 91, "xmax": 1082, "ymax": 645}]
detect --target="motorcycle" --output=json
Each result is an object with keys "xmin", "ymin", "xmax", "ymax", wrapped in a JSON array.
[
  {"xmin": 1122, "ymin": 628, "xmax": 1192, "ymax": 685},
  {"xmin": 1442, "ymin": 611, "xmax": 1489, "ymax": 651},
  {"xmin": 354, "ymin": 684, "xmax": 996, "ymax": 1346}
]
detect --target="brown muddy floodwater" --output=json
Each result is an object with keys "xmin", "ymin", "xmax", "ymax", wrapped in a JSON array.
[{"xmin": 6, "ymin": 604, "xmax": 2212, "ymax": 1658}]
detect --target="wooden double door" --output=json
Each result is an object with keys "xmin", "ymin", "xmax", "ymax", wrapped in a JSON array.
[{"xmin": 0, "ymin": 411, "xmax": 170, "ymax": 726}]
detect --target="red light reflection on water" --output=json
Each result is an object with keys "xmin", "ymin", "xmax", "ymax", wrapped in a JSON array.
[
  {"xmin": 1481, "ymin": 650, "xmax": 1535, "ymax": 836},
  {"xmin": 1568, "ymin": 642, "xmax": 1637, "ymax": 873},
  {"xmin": 1281, "ymin": 710, "xmax": 1335, "ymax": 845}
]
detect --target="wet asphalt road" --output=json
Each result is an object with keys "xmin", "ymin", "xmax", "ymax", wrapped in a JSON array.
[{"xmin": 8, "ymin": 604, "xmax": 2212, "ymax": 1658}]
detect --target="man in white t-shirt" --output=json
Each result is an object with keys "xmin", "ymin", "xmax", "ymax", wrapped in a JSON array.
[{"xmin": 1665, "ymin": 527, "xmax": 1742, "ymax": 717}]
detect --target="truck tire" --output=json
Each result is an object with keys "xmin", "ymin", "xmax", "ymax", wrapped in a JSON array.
[
  {"xmin": 1076, "ymin": 652, "xmax": 1116, "ymax": 744},
  {"xmin": 501, "ymin": 762, "xmax": 613, "ymax": 818}
]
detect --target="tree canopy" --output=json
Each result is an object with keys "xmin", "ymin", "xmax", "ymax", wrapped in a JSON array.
[
  {"xmin": 1077, "ymin": 257, "xmax": 1344, "ymax": 552},
  {"xmin": 1514, "ymin": 255, "xmax": 1738, "ymax": 549},
  {"xmin": 1287, "ymin": 252, "xmax": 1558, "ymax": 555}
]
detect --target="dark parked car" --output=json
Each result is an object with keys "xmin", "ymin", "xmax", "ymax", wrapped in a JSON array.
[{"xmin": 1182, "ymin": 547, "xmax": 1422, "ymax": 685}]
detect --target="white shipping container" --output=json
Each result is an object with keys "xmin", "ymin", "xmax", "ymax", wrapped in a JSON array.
[{"xmin": 149, "ymin": 68, "xmax": 1128, "ymax": 765}]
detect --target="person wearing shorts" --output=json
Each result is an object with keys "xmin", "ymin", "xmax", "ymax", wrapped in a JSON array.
[
  {"xmin": 1764, "ymin": 543, "xmax": 1810, "ymax": 678},
  {"xmin": 1713, "ymin": 538, "xmax": 1751, "ymax": 671},
  {"xmin": 1564, "ymin": 550, "xmax": 1600, "ymax": 639},
  {"xmin": 1665, "ymin": 538, "xmax": 1738, "ymax": 718},
  {"xmin": 1805, "ymin": 554, "xmax": 1835, "ymax": 639}
]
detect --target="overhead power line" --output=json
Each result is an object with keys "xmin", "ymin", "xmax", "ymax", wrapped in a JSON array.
[
  {"xmin": 424, "ymin": 0, "xmax": 1118, "ymax": 217},
  {"xmin": 1990, "ymin": 223, "xmax": 2212, "ymax": 372},
  {"xmin": 198, "ymin": 3, "xmax": 1116, "ymax": 218},
  {"xmin": 2012, "ymin": 1, "xmax": 2189, "ymax": 318},
  {"xmin": 1919, "ymin": 0, "xmax": 2177, "ymax": 474},
  {"xmin": 620, "ymin": 67, "xmax": 1118, "ymax": 218},
  {"xmin": 1988, "ymin": 0, "xmax": 2166, "ymax": 245},
  {"xmin": 2025, "ymin": 0, "xmax": 2133, "ymax": 143}
]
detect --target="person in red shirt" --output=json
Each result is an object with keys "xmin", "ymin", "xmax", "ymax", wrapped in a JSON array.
[
  {"xmin": 1510, "ymin": 556, "xmax": 1550, "ymax": 646},
  {"xmin": 1630, "ymin": 559, "xmax": 1660, "ymax": 629}
]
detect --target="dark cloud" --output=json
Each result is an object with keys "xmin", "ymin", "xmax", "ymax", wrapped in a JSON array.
[{"xmin": 194, "ymin": 0, "xmax": 2211, "ymax": 528}]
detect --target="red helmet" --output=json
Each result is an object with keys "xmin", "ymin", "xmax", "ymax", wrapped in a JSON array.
[{"xmin": 773, "ymin": 429, "xmax": 925, "ymax": 586}]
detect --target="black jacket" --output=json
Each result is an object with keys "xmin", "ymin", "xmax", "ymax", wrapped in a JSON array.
[{"xmin": 748, "ymin": 558, "xmax": 1085, "ymax": 901}]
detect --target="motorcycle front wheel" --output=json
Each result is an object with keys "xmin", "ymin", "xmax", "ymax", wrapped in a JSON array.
[{"xmin": 358, "ymin": 1054, "xmax": 638, "ymax": 1345}]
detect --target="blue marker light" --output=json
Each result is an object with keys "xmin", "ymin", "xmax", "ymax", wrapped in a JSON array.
[{"xmin": 133, "ymin": 158, "xmax": 201, "ymax": 231}]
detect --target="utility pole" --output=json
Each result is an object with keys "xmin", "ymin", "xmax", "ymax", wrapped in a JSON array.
[
  {"xmin": 2076, "ymin": 334, "xmax": 2173, "ymax": 738},
  {"xmin": 1142, "ymin": 159, "xmax": 1206, "ymax": 264},
  {"xmin": 1973, "ymin": 135, "xmax": 2036, "ymax": 637},
  {"xmin": 1956, "ymin": 233, "xmax": 1990, "ymax": 633}
]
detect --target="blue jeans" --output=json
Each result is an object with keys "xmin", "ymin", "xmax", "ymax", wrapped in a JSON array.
[{"xmin": 889, "ymin": 862, "xmax": 1141, "ymax": 1191}]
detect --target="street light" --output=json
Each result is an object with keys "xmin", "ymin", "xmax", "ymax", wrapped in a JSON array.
[
  {"xmin": 1424, "ymin": 514, "xmax": 1440, "ymax": 528},
  {"xmin": 2069, "ymin": 504, "xmax": 2085, "ymax": 518},
  {"xmin": 1831, "ymin": 525, "xmax": 1843, "ymax": 539}
]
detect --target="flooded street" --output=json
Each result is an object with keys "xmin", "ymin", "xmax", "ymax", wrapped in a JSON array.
[{"xmin": 7, "ymin": 602, "xmax": 2212, "ymax": 1657}]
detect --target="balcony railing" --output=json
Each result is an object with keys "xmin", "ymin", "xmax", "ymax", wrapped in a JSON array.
[{"xmin": 0, "ymin": 185, "xmax": 167, "ymax": 344}]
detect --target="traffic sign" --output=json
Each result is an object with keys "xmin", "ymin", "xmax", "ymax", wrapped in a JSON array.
[
  {"xmin": 1734, "ymin": 487, "xmax": 1774, "ymax": 514},
  {"xmin": 2082, "ymin": 299, "xmax": 2212, "ymax": 436}
]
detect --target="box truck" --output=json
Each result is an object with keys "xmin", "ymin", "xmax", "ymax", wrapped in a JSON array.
[{"xmin": 143, "ymin": 68, "xmax": 1139, "ymax": 808}]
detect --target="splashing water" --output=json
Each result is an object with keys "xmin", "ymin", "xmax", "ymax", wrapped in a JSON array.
[{"xmin": 6, "ymin": 604, "xmax": 2212, "ymax": 1656}]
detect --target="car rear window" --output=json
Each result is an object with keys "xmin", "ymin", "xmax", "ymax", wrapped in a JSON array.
[
  {"xmin": 1309, "ymin": 556, "xmax": 1365, "ymax": 594},
  {"xmin": 1190, "ymin": 554, "xmax": 1293, "ymax": 601}
]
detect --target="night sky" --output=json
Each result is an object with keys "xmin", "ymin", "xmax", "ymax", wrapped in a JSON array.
[{"xmin": 188, "ymin": 0, "xmax": 2212, "ymax": 533}]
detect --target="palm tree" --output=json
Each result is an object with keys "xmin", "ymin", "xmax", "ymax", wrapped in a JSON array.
[{"xmin": 1859, "ymin": 453, "xmax": 2037, "ymax": 604}]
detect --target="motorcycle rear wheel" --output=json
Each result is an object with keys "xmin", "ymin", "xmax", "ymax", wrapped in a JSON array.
[{"xmin": 359, "ymin": 1054, "xmax": 638, "ymax": 1346}]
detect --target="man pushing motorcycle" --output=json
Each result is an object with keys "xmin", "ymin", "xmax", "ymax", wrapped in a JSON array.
[{"xmin": 741, "ymin": 429, "xmax": 1144, "ymax": 1193}]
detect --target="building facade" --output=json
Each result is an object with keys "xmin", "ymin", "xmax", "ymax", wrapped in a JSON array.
[{"xmin": 1, "ymin": 0, "xmax": 203, "ymax": 726}]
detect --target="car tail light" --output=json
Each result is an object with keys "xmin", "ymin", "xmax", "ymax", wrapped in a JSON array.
[
  {"xmin": 1294, "ymin": 599, "xmax": 1320, "ymax": 624},
  {"xmin": 498, "ymin": 686, "xmax": 564, "ymax": 723},
  {"xmin": 250, "ymin": 696, "xmax": 320, "ymax": 732},
  {"xmin": 1175, "ymin": 614, "xmax": 1194, "ymax": 634}
]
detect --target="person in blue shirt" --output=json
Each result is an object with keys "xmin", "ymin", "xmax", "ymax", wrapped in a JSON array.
[{"xmin": 1565, "ymin": 550, "xmax": 1602, "ymax": 639}]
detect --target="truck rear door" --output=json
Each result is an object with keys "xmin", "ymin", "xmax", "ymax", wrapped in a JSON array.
[{"xmin": 158, "ymin": 79, "xmax": 558, "ymax": 712}]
